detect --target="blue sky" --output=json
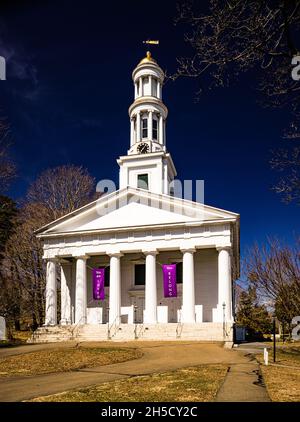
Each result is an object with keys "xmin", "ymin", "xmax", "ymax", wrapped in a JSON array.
[{"xmin": 0, "ymin": 0, "xmax": 299, "ymax": 258}]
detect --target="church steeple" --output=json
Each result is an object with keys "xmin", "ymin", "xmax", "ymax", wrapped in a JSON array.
[
  {"xmin": 128, "ymin": 51, "xmax": 167, "ymax": 155},
  {"xmin": 117, "ymin": 52, "xmax": 176, "ymax": 195}
]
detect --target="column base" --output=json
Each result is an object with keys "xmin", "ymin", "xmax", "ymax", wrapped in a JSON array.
[
  {"xmin": 181, "ymin": 306, "xmax": 196, "ymax": 324},
  {"xmin": 60, "ymin": 319, "xmax": 71, "ymax": 325},
  {"xmin": 213, "ymin": 304, "xmax": 234, "ymax": 323},
  {"xmin": 43, "ymin": 322, "xmax": 57, "ymax": 326},
  {"xmin": 75, "ymin": 317, "xmax": 87, "ymax": 325},
  {"xmin": 144, "ymin": 317, "xmax": 158, "ymax": 324},
  {"xmin": 181, "ymin": 313, "xmax": 196, "ymax": 324},
  {"xmin": 181, "ymin": 318, "xmax": 196, "ymax": 324}
]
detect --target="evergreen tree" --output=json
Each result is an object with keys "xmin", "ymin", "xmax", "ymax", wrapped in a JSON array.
[{"xmin": 236, "ymin": 287, "xmax": 272, "ymax": 339}]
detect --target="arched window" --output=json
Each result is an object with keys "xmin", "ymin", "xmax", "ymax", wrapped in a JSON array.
[{"xmin": 142, "ymin": 117, "xmax": 148, "ymax": 139}]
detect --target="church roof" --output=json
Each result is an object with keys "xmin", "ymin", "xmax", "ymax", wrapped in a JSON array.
[
  {"xmin": 36, "ymin": 186, "xmax": 239, "ymax": 237},
  {"xmin": 36, "ymin": 187, "xmax": 240, "ymax": 277}
]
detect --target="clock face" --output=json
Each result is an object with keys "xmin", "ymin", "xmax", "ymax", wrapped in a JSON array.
[{"xmin": 137, "ymin": 142, "xmax": 150, "ymax": 154}]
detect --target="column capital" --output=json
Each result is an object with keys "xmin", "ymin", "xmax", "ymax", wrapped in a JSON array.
[
  {"xmin": 74, "ymin": 255, "xmax": 89, "ymax": 260},
  {"xmin": 107, "ymin": 251, "xmax": 124, "ymax": 258},
  {"xmin": 46, "ymin": 257, "xmax": 59, "ymax": 263},
  {"xmin": 58, "ymin": 258, "xmax": 73, "ymax": 266},
  {"xmin": 180, "ymin": 247, "xmax": 196, "ymax": 254},
  {"xmin": 143, "ymin": 249, "xmax": 158, "ymax": 256},
  {"xmin": 216, "ymin": 245, "xmax": 231, "ymax": 252}
]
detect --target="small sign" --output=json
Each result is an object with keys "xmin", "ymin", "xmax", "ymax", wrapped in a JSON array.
[
  {"xmin": 162, "ymin": 264, "xmax": 177, "ymax": 298},
  {"xmin": 92, "ymin": 268, "xmax": 105, "ymax": 300},
  {"xmin": 0, "ymin": 316, "xmax": 6, "ymax": 341}
]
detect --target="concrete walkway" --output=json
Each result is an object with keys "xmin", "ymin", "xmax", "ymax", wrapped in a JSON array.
[
  {"xmin": 216, "ymin": 343, "xmax": 270, "ymax": 402},
  {"xmin": 0, "ymin": 341, "xmax": 270, "ymax": 402}
]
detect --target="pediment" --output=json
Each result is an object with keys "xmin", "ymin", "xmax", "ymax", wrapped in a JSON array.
[{"xmin": 37, "ymin": 187, "xmax": 239, "ymax": 236}]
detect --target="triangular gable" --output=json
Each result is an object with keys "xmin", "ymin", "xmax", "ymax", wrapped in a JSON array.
[{"xmin": 36, "ymin": 187, "xmax": 239, "ymax": 236}]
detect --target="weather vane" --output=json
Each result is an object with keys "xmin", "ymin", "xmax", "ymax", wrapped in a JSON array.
[
  {"xmin": 142, "ymin": 40, "xmax": 159, "ymax": 58},
  {"xmin": 142, "ymin": 40, "xmax": 159, "ymax": 46}
]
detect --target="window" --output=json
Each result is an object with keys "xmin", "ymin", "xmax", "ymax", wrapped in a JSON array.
[
  {"xmin": 104, "ymin": 266, "xmax": 110, "ymax": 287},
  {"xmin": 152, "ymin": 118, "xmax": 158, "ymax": 140},
  {"xmin": 137, "ymin": 173, "xmax": 149, "ymax": 190},
  {"xmin": 135, "ymin": 264, "xmax": 145, "ymax": 286},
  {"xmin": 172, "ymin": 262, "xmax": 182, "ymax": 284},
  {"xmin": 152, "ymin": 78, "xmax": 157, "ymax": 96},
  {"xmin": 142, "ymin": 118, "xmax": 148, "ymax": 138}
]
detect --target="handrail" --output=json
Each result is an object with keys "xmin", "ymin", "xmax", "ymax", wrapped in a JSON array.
[
  {"xmin": 107, "ymin": 315, "xmax": 120, "ymax": 340},
  {"xmin": 176, "ymin": 311, "xmax": 183, "ymax": 338},
  {"xmin": 134, "ymin": 323, "xmax": 144, "ymax": 339},
  {"xmin": 222, "ymin": 303, "xmax": 231, "ymax": 340},
  {"xmin": 70, "ymin": 297, "xmax": 97, "ymax": 339}
]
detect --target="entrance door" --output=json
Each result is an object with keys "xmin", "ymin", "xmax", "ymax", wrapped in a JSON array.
[
  {"xmin": 159, "ymin": 297, "xmax": 181, "ymax": 322},
  {"xmin": 102, "ymin": 298, "xmax": 109, "ymax": 323},
  {"xmin": 168, "ymin": 297, "xmax": 181, "ymax": 322},
  {"xmin": 132, "ymin": 296, "xmax": 145, "ymax": 323}
]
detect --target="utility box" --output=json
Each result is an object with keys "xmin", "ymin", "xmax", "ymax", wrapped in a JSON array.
[{"xmin": 235, "ymin": 325, "xmax": 246, "ymax": 342}]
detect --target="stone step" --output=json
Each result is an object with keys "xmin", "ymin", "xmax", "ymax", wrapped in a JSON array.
[{"xmin": 28, "ymin": 323, "xmax": 233, "ymax": 343}]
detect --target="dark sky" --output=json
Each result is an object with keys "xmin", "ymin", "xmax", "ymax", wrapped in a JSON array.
[{"xmin": 0, "ymin": 0, "xmax": 299, "ymax": 257}]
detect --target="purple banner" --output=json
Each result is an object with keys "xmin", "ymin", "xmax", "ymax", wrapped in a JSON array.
[
  {"xmin": 162, "ymin": 264, "xmax": 177, "ymax": 298},
  {"xmin": 92, "ymin": 268, "xmax": 105, "ymax": 300}
]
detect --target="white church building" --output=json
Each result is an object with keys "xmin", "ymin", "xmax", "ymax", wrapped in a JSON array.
[{"xmin": 31, "ymin": 52, "xmax": 240, "ymax": 343}]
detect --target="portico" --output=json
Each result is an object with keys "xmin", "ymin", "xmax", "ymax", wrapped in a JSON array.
[{"xmin": 45, "ymin": 244, "xmax": 233, "ymax": 328}]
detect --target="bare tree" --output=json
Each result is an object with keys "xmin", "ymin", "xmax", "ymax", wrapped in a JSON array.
[
  {"xmin": 0, "ymin": 118, "xmax": 16, "ymax": 193},
  {"xmin": 245, "ymin": 239, "xmax": 300, "ymax": 330},
  {"xmin": 270, "ymin": 147, "xmax": 300, "ymax": 204},
  {"xmin": 1, "ymin": 203, "xmax": 49, "ymax": 329},
  {"xmin": 173, "ymin": 0, "xmax": 300, "ymax": 202},
  {"xmin": 26, "ymin": 164, "xmax": 96, "ymax": 221},
  {"xmin": 1, "ymin": 165, "xmax": 96, "ymax": 330}
]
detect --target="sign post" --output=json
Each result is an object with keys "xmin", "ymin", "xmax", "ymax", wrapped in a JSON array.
[{"xmin": 273, "ymin": 315, "xmax": 276, "ymax": 363}]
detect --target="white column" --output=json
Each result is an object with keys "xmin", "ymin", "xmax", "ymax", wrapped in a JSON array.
[
  {"xmin": 216, "ymin": 247, "xmax": 233, "ymax": 322},
  {"xmin": 163, "ymin": 119, "xmax": 166, "ymax": 148},
  {"xmin": 75, "ymin": 256, "xmax": 87, "ymax": 324},
  {"xmin": 108, "ymin": 253, "xmax": 123, "ymax": 325},
  {"xmin": 159, "ymin": 114, "xmax": 163, "ymax": 145},
  {"xmin": 181, "ymin": 248, "xmax": 196, "ymax": 323},
  {"xmin": 163, "ymin": 161, "xmax": 168, "ymax": 194},
  {"xmin": 136, "ymin": 112, "xmax": 141, "ymax": 142},
  {"xmin": 130, "ymin": 118, "xmax": 134, "ymax": 146},
  {"xmin": 144, "ymin": 250, "xmax": 158, "ymax": 324},
  {"xmin": 139, "ymin": 77, "xmax": 143, "ymax": 96},
  {"xmin": 45, "ymin": 259, "xmax": 57, "ymax": 325},
  {"xmin": 149, "ymin": 75, "xmax": 152, "ymax": 96},
  {"xmin": 60, "ymin": 262, "xmax": 72, "ymax": 325},
  {"xmin": 157, "ymin": 80, "xmax": 161, "ymax": 98},
  {"xmin": 134, "ymin": 82, "xmax": 138, "ymax": 99},
  {"xmin": 148, "ymin": 110, "xmax": 153, "ymax": 140}
]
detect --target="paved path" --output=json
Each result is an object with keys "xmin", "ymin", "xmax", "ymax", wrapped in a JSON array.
[
  {"xmin": 216, "ymin": 343, "xmax": 270, "ymax": 402},
  {"xmin": 0, "ymin": 341, "xmax": 270, "ymax": 402}
]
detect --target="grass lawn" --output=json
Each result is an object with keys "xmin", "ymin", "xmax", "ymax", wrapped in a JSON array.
[
  {"xmin": 258, "ymin": 342, "xmax": 300, "ymax": 402},
  {"xmin": 0, "ymin": 331, "xmax": 32, "ymax": 348},
  {"xmin": 0, "ymin": 346, "xmax": 142, "ymax": 377},
  {"xmin": 30, "ymin": 364, "xmax": 228, "ymax": 402}
]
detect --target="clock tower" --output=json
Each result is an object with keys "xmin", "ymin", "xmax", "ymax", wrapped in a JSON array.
[{"xmin": 117, "ymin": 51, "xmax": 177, "ymax": 194}]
